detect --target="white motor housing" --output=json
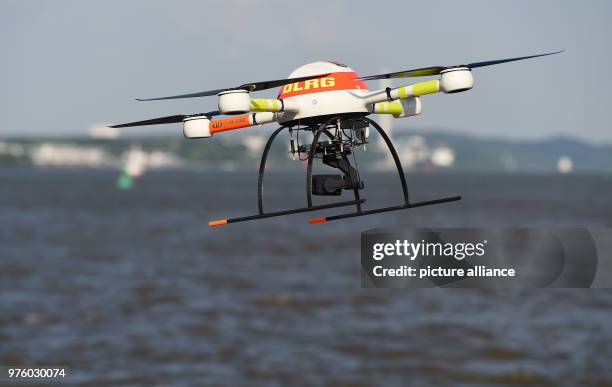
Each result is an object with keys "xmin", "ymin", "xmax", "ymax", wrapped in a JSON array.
[
  {"xmin": 396, "ymin": 96, "xmax": 422, "ymax": 118},
  {"xmin": 218, "ymin": 89, "xmax": 250, "ymax": 114},
  {"xmin": 183, "ymin": 116, "xmax": 211, "ymax": 138},
  {"xmin": 440, "ymin": 67, "xmax": 474, "ymax": 93}
]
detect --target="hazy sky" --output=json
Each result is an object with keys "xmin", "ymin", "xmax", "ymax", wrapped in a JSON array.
[{"xmin": 2, "ymin": 0, "xmax": 611, "ymax": 143}]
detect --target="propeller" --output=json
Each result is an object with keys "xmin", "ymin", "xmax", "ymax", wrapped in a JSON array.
[
  {"xmin": 109, "ymin": 111, "xmax": 220, "ymax": 128},
  {"xmin": 359, "ymin": 50, "xmax": 564, "ymax": 81},
  {"xmin": 135, "ymin": 73, "xmax": 330, "ymax": 101}
]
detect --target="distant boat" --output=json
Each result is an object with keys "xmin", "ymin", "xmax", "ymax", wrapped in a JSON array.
[
  {"xmin": 123, "ymin": 146, "xmax": 147, "ymax": 178},
  {"xmin": 557, "ymin": 155, "xmax": 574, "ymax": 174},
  {"xmin": 116, "ymin": 146, "xmax": 147, "ymax": 190}
]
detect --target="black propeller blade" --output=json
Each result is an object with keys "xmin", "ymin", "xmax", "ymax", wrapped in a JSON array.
[
  {"xmin": 109, "ymin": 111, "xmax": 220, "ymax": 128},
  {"xmin": 359, "ymin": 66, "xmax": 445, "ymax": 81},
  {"xmin": 359, "ymin": 50, "xmax": 564, "ymax": 81},
  {"xmin": 467, "ymin": 50, "xmax": 565, "ymax": 68},
  {"xmin": 135, "ymin": 73, "xmax": 330, "ymax": 101}
]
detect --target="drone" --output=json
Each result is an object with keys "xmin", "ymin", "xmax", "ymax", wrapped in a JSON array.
[{"xmin": 111, "ymin": 50, "xmax": 563, "ymax": 226}]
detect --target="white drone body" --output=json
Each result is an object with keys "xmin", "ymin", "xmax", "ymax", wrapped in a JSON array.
[
  {"xmin": 111, "ymin": 50, "xmax": 562, "ymax": 226},
  {"xmin": 182, "ymin": 60, "xmax": 476, "ymax": 138}
]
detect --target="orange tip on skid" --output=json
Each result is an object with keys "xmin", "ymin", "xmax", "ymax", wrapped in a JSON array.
[
  {"xmin": 208, "ymin": 219, "xmax": 228, "ymax": 227},
  {"xmin": 308, "ymin": 217, "xmax": 327, "ymax": 224}
]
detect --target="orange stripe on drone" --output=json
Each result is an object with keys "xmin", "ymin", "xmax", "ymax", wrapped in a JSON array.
[
  {"xmin": 278, "ymin": 71, "xmax": 368, "ymax": 99},
  {"xmin": 209, "ymin": 114, "xmax": 251, "ymax": 134}
]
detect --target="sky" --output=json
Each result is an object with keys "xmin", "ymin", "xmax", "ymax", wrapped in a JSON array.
[{"xmin": 1, "ymin": 0, "xmax": 611, "ymax": 143}]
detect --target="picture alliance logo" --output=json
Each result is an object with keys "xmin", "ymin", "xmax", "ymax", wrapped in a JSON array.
[{"xmin": 372, "ymin": 239, "xmax": 487, "ymax": 261}]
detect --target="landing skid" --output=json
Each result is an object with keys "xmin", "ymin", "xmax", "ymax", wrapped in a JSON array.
[
  {"xmin": 208, "ymin": 115, "xmax": 461, "ymax": 227},
  {"xmin": 209, "ymin": 199, "xmax": 365, "ymax": 226},
  {"xmin": 308, "ymin": 196, "xmax": 461, "ymax": 224}
]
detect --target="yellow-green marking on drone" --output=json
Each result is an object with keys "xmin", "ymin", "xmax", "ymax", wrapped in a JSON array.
[
  {"xmin": 250, "ymin": 98, "xmax": 283, "ymax": 112},
  {"xmin": 413, "ymin": 80, "xmax": 440, "ymax": 96}
]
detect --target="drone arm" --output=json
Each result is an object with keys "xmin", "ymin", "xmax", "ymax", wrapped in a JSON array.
[
  {"xmin": 249, "ymin": 98, "xmax": 299, "ymax": 113},
  {"xmin": 369, "ymin": 98, "xmax": 422, "ymax": 118},
  {"xmin": 370, "ymin": 101, "xmax": 403, "ymax": 115},
  {"xmin": 363, "ymin": 67, "xmax": 475, "ymax": 107},
  {"xmin": 250, "ymin": 98, "xmax": 283, "ymax": 112},
  {"xmin": 363, "ymin": 79, "xmax": 442, "ymax": 105},
  {"xmin": 392, "ymin": 80, "xmax": 440, "ymax": 99},
  {"xmin": 207, "ymin": 112, "xmax": 278, "ymax": 135}
]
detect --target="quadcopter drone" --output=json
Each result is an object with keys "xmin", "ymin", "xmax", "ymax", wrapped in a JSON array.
[{"xmin": 111, "ymin": 50, "xmax": 563, "ymax": 226}]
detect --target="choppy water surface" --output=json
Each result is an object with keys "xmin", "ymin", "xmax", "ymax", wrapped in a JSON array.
[{"xmin": 1, "ymin": 169, "xmax": 612, "ymax": 386}]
